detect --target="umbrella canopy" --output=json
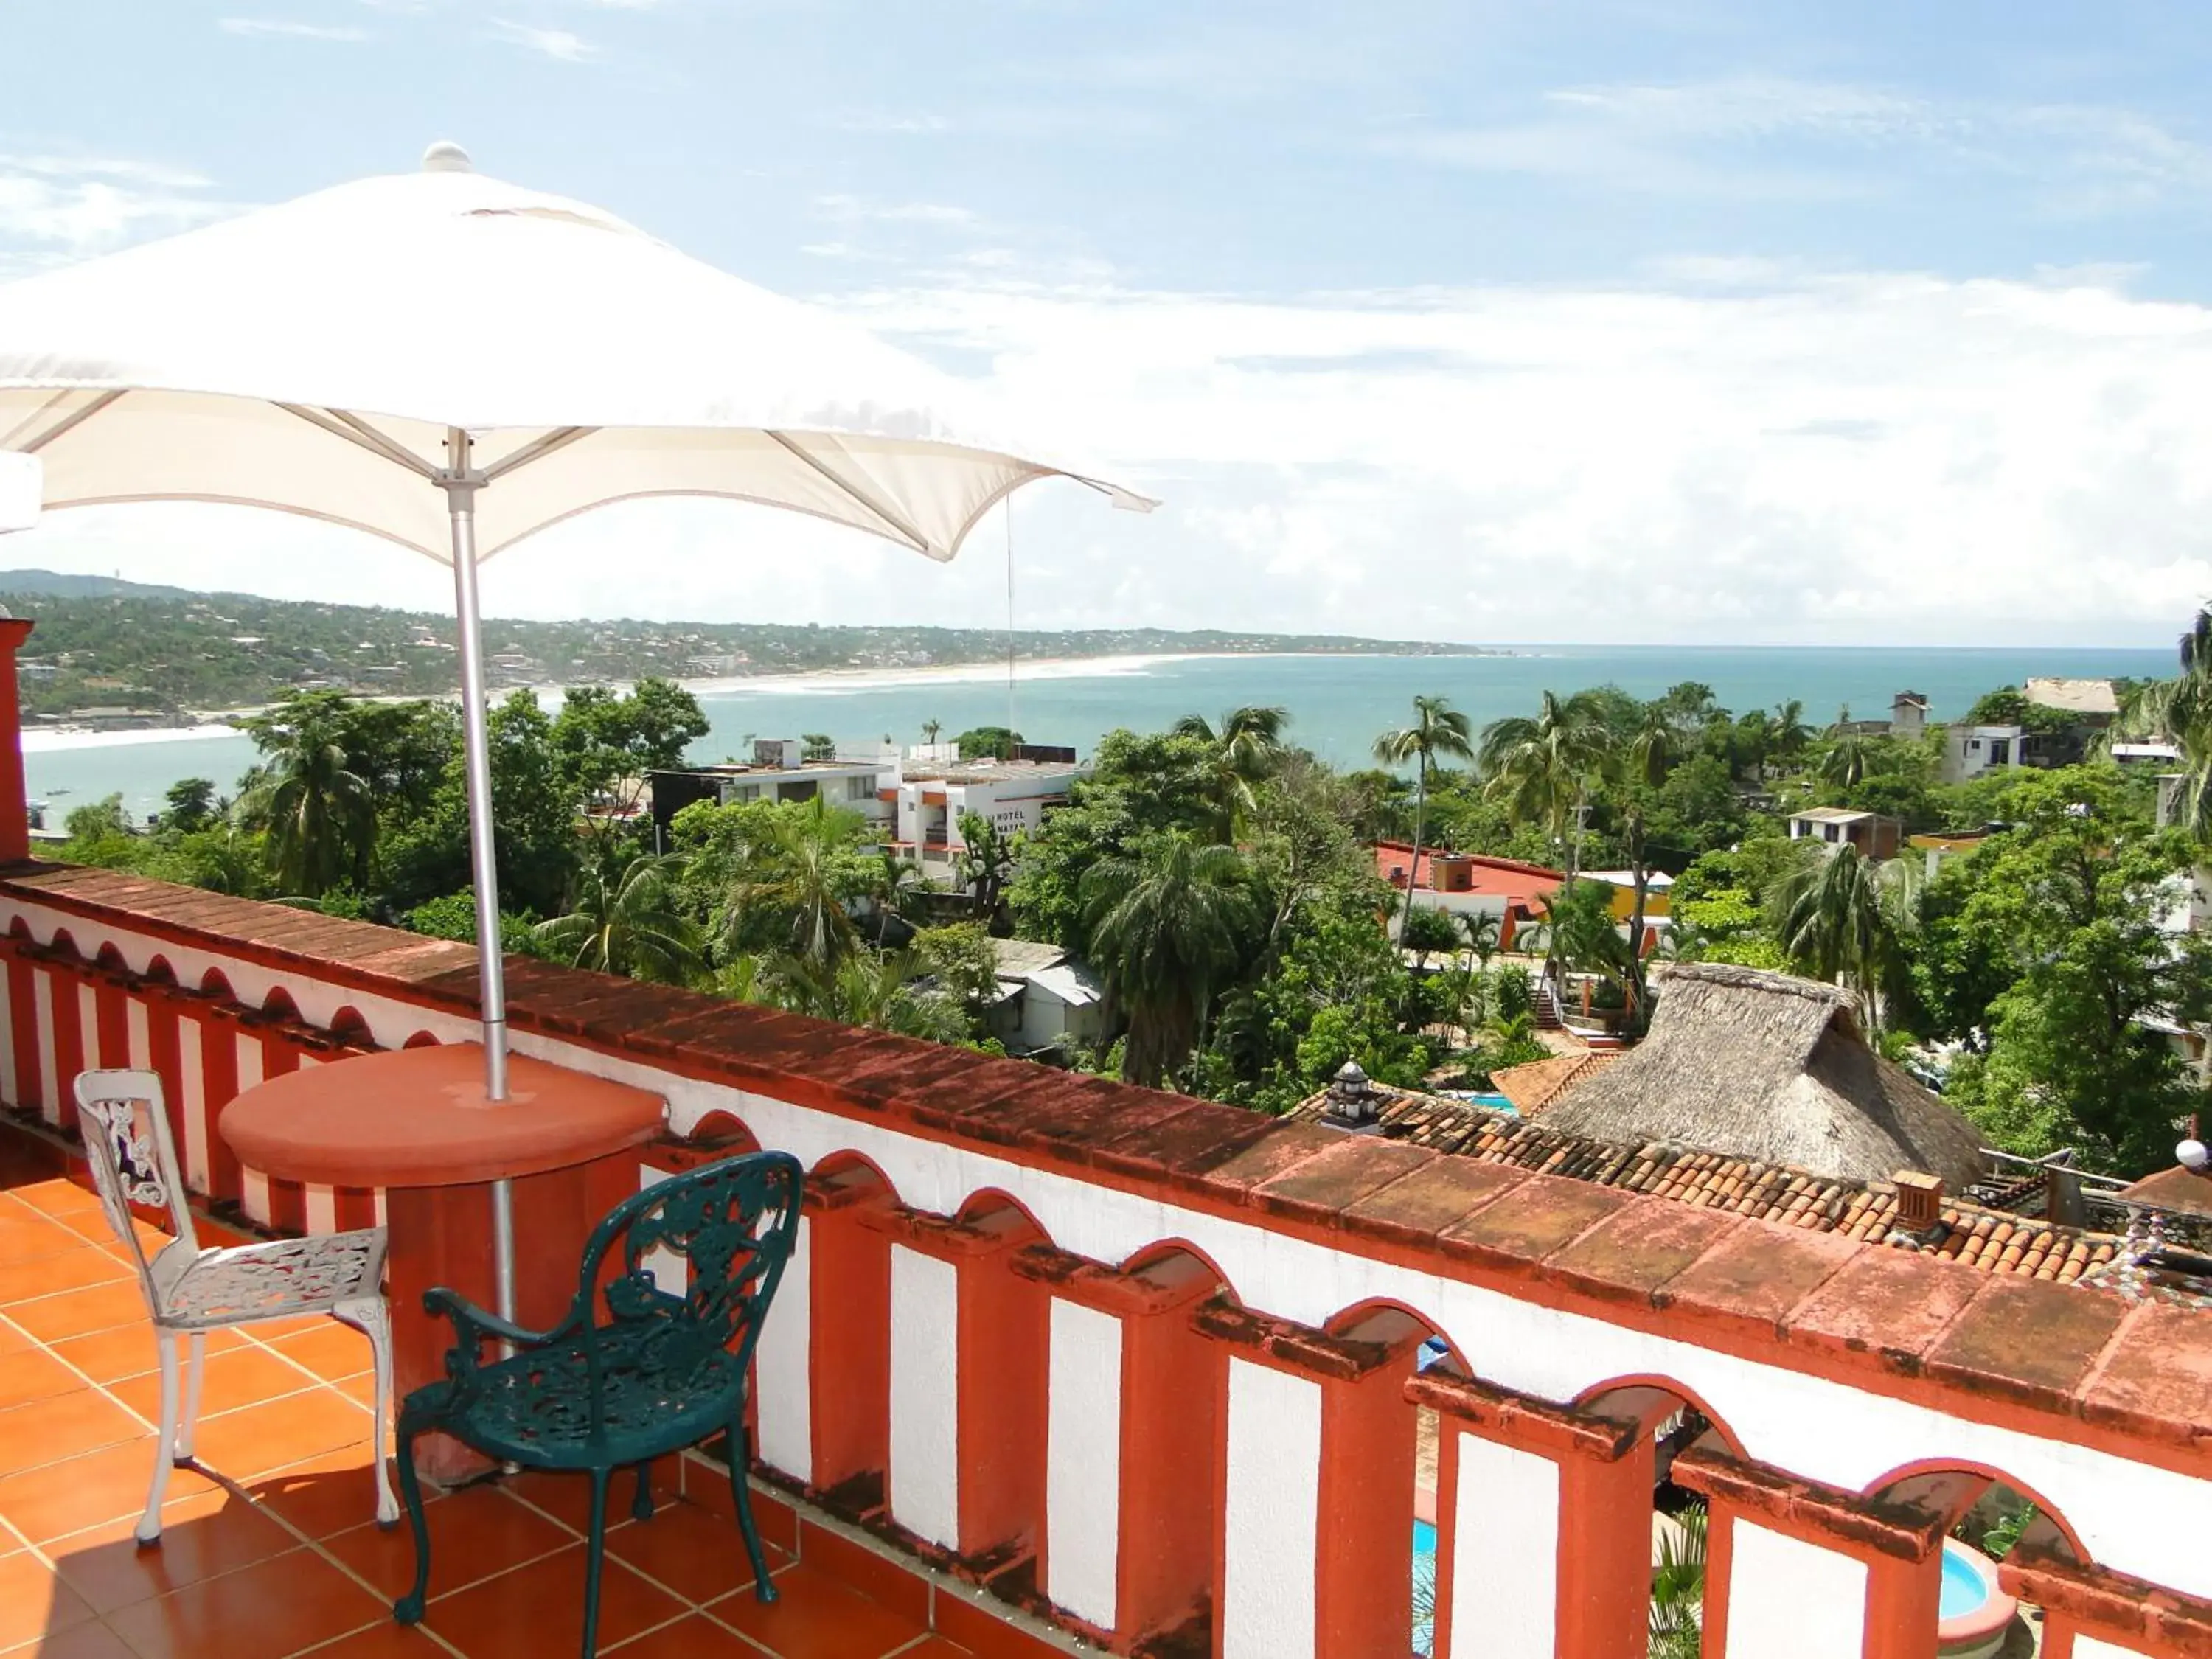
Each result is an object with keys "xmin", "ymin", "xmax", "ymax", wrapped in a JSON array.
[
  {"xmin": 0, "ymin": 142, "xmax": 1148, "ymax": 560},
  {"xmin": 0, "ymin": 143, "xmax": 1152, "ymax": 1130}
]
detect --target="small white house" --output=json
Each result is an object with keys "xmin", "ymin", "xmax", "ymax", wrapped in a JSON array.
[
  {"xmin": 1941, "ymin": 723, "xmax": 2028, "ymax": 784},
  {"xmin": 985, "ymin": 939, "xmax": 1106, "ymax": 1056}
]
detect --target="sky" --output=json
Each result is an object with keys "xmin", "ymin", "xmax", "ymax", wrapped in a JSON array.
[{"xmin": 7, "ymin": 1, "xmax": 2212, "ymax": 647}]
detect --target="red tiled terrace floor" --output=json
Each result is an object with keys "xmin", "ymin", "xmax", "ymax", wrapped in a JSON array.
[{"xmin": 0, "ymin": 1125, "xmax": 1019, "ymax": 1659}]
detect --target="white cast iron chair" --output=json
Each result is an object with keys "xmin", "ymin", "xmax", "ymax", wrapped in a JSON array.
[{"xmin": 72, "ymin": 1069, "xmax": 400, "ymax": 1542}]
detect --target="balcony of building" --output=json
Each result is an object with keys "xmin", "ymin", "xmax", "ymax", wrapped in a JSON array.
[{"xmin": 1, "ymin": 858, "xmax": 2210, "ymax": 1659}]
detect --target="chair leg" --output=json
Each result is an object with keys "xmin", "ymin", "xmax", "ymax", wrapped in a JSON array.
[
  {"xmin": 728, "ymin": 1419, "xmax": 777, "ymax": 1603},
  {"xmin": 630, "ymin": 1461, "xmax": 655, "ymax": 1523},
  {"xmin": 335, "ymin": 1297, "xmax": 400, "ymax": 1526},
  {"xmin": 582, "ymin": 1469, "xmax": 611, "ymax": 1659},
  {"xmin": 173, "ymin": 1332, "xmax": 206, "ymax": 1461},
  {"xmin": 392, "ymin": 1419, "xmax": 433, "ymax": 1625},
  {"xmin": 136, "ymin": 1334, "xmax": 180, "ymax": 1545}
]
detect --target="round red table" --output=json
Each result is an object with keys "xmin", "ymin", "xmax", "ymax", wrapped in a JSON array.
[{"xmin": 222, "ymin": 1043, "xmax": 667, "ymax": 1479}]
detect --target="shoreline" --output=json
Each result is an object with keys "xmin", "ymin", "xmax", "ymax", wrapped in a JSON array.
[{"xmin": 21, "ymin": 648, "xmax": 1504, "ymax": 753}]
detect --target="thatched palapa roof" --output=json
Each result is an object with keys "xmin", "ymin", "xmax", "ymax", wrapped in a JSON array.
[{"xmin": 1537, "ymin": 962, "xmax": 1987, "ymax": 1188}]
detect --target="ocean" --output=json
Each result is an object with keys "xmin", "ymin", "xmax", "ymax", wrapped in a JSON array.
[{"xmin": 24, "ymin": 643, "xmax": 2176, "ymax": 821}]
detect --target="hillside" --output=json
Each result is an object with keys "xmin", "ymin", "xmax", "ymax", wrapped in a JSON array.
[{"xmin": 0, "ymin": 579, "xmax": 1490, "ymax": 721}]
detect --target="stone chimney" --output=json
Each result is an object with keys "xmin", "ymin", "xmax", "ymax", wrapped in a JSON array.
[
  {"xmin": 1318, "ymin": 1060, "xmax": 1383, "ymax": 1134},
  {"xmin": 0, "ymin": 614, "xmax": 35, "ymax": 865}
]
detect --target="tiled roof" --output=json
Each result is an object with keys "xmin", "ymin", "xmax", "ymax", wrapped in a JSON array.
[
  {"xmin": 1489, "ymin": 1051, "xmax": 1620, "ymax": 1115},
  {"xmin": 1287, "ymin": 1084, "xmax": 2121, "ymax": 1286}
]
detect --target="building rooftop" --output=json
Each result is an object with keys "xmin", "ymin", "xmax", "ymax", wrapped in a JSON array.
[
  {"xmin": 1372, "ymin": 842, "xmax": 1562, "ymax": 900},
  {"xmin": 897, "ymin": 760, "xmax": 1079, "ymax": 785},
  {"xmin": 2024, "ymin": 677, "xmax": 2121, "ymax": 717},
  {"xmin": 1788, "ymin": 806, "xmax": 1879, "ymax": 824}
]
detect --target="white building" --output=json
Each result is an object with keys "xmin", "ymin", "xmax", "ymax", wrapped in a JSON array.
[
  {"xmin": 985, "ymin": 939, "xmax": 1107, "ymax": 1056},
  {"xmin": 647, "ymin": 737, "xmax": 899, "ymax": 849},
  {"xmin": 1941, "ymin": 723, "xmax": 2028, "ymax": 783},
  {"xmin": 893, "ymin": 757, "xmax": 1082, "ymax": 875}
]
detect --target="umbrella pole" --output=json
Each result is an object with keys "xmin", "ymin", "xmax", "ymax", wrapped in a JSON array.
[{"xmin": 442, "ymin": 428, "xmax": 518, "ymax": 1330}]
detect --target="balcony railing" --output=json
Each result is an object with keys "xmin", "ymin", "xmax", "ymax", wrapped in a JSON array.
[{"xmin": 3, "ymin": 860, "xmax": 2211, "ymax": 1659}]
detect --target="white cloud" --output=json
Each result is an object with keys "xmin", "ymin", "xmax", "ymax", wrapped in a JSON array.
[
  {"xmin": 218, "ymin": 17, "xmax": 370, "ymax": 41},
  {"xmin": 811, "ymin": 194, "xmax": 977, "ymax": 228},
  {"xmin": 487, "ymin": 18, "xmax": 593, "ymax": 60},
  {"xmin": 823, "ymin": 112, "xmax": 952, "ymax": 136},
  {"xmin": 15, "ymin": 265, "xmax": 2212, "ymax": 647},
  {"xmin": 0, "ymin": 154, "xmax": 228, "ymax": 260}
]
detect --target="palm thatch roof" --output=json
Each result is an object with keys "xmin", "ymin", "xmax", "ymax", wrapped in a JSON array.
[{"xmin": 1537, "ymin": 962, "xmax": 1987, "ymax": 1187}]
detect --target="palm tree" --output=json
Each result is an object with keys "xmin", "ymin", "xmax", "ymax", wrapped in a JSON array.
[
  {"xmin": 1479, "ymin": 691, "xmax": 1610, "ymax": 882},
  {"xmin": 1773, "ymin": 846, "xmax": 1916, "ymax": 1031},
  {"xmin": 722, "ymin": 798, "xmax": 866, "ymax": 973},
  {"xmin": 1081, "ymin": 832, "xmax": 1257, "ymax": 1088},
  {"xmin": 1619, "ymin": 703, "xmax": 1679, "ymax": 1005},
  {"xmin": 1766, "ymin": 699, "xmax": 1813, "ymax": 773},
  {"xmin": 535, "ymin": 852, "xmax": 703, "ymax": 985},
  {"xmin": 1173, "ymin": 706, "xmax": 1290, "ymax": 841},
  {"xmin": 1374, "ymin": 696, "xmax": 1475, "ymax": 938},
  {"xmin": 921, "ymin": 719, "xmax": 942, "ymax": 747},
  {"xmin": 234, "ymin": 719, "xmax": 374, "ymax": 898},
  {"xmin": 1818, "ymin": 728, "xmax": 1875, "ymax": 790},
  {"xmin": 1648, "ymin": 1503, "xmax": 1708, "ymax": 1659}
]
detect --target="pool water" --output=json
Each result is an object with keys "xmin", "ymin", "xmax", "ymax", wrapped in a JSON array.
[{"xmin": 1938, "ymin": 1543, "xmax": 1990, "ymax": 1620}]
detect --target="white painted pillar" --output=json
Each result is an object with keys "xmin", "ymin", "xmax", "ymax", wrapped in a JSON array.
[
  {"xmin": 1045, "ymin": 1296, "xmax": 1122, "ymax": 1632},
  {"xmin": 1723, "ymin": 1523, "xmax": 1868, "ymax": 1659},
  {"xmin": 31, "ymin": 967, "xmax": 57, "ymax": 1122},
  {"xmin": 125, "ymin": 998, "xmax": 150, "ymax": 1070},
  {"xmin": 0, "ymin": 953, "xmax": 16, "ymax": 1106},
  {"xmin": 77, "ymin": 982, "xmax": 100, "ymax": 1069},
  {"xmin": 2076, "ymin": 1638, "xmax": 2151, "ymax": 1658},
  {"xmin": 887, "ymin": 1242, "xmax": 959, "ymax": 1549},
  {"xmin": 1221, "ymin": 1357, "xmax": 1320, "ymax": 1659},
  {"xmin": 636, "ymin": 1161, "xmax": 689, "ymax": 1295},
  {"xmin": 235, "ymin": 1034, "xmax": 268, "ymax": 1225},
  {"xmin": 1448, "ymin": 1433, "xmax": 1559, "ymax": 1659},
  {"xmin": 177, "ymin": 1018, "xmax": 208, "ymax": 1190},
  {"xmin": 754, "ymin": 1213, "xmax": 813, "ymax": 1483}
]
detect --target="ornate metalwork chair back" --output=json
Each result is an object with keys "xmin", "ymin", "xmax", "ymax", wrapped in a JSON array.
[
  {"xmin": 579, "ymin": 1150, "xmax": 801, "ymax": 1410},
  {"xmin": 72, "ymin": 1068, "xmax": 198, "ymax": 1292}
]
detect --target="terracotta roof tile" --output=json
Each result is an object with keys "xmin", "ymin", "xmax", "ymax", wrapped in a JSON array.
[{"xmin": 1284, "ymin": 1082, "xmax": 2138, "ymax": 1296}]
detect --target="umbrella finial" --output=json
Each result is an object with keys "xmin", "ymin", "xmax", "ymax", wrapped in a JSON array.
[{"xmin": 422, "ymin": 141, "xmax": 473, "ymax": 174}]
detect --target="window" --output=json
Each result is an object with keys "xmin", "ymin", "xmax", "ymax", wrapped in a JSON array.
[
  {"xmin": 1824, "ymin": 824, "xmax": 1839, "ymax": 842},
  {"xmin": 1989, "ymin": 739, "xmax": 2011, "ymax": 765},
  {"xmin": 1968, "ymin": 739, "xmax": 1982, "ymax": 752}
]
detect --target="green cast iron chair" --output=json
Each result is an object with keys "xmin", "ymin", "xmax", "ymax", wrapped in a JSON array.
[{"xmin": 392, "ymin": 1150, "xmax": 803, "ymax": 1657}]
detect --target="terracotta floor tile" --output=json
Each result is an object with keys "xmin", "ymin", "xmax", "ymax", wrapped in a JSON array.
[
  {"xmin": 604, "ymin": 1501, "xmax": 792, "ymax": 1607},
  {"xmin": 0, "ymin": 1321, "xmax": 32, "ymax": 1357},
  {"xmin": 263, "ymin": 1324, "xmax": 375, "ymax": 1384},
  {"xmin": 0, "ymin": 1440, "xmax": 217, "ymax": 1544},
  {"xmin": 281, "ymin": 1621, "xmax": 453, "ymax": 1659},
  {"xmin": 895, "ymin": 1644, "xmax": 979, "ymax": 1659},
  {"xmin": 602, "ymin": 1614, "xmax": 759, "ymax": 1659},
  {"xmin": 0, "ymin": 1388, "xmax": 147, "ymax": 1472},
  {"xmin": 8, "ymin": 1283, "xmax": 154, "ymax": 1345},
  {"xmin": 109, "ymin": 1346, "xmax": 321, "ymax": 1424},
  {"xmin": 7, "ymin": 1617, "xmax": 145, "ymax": 1659},
  {"xmin": 245, "ymin": 1448, "xmax": 420, "ymax": 1543},
  {"xmin": 321, "ymin": 1484, "xmax": 573, "ymax": 1601},
  {"xmin": 419, "ymin": 1545, "xmax": 686, "ymax": 1659},
  {"xmin": 12, "ymin": 1179, "xmax": 105, "ymax": 1220},
  {"xmin": 0, "ymin": 1246, "xmax": 132, "ymax": 1306},
  {"xmin": 52, "ymin": 1329, "xmax": 248, "ymax": 1388},
  {"xmin": 793, "ymin": 1524, "xmax": 929, "ymax": 1625},
  {"xmin": 238, "ymin": 1315, "xmax": 330, "ymax": 1343},
  {"xmin": 333, "ymin": 1375, "xmax": 378, "ymax": 1411},
  {"xmin": 187, "ymin": 1390, "xmax": 370, "ymax": 1484},
  {"xmin": 102, "ymin": 1546, "xmax": 386, "ymax": 1659},
  {"xmin": 0, "ymin": 1345, "xmax": 84, "ymax": 1409},
  {"xmin": 0, "ymin": 1548, "xmax": 99, "ymax": 1651},
  {"xmin": 503, "ymin": 1469, "xmax": 668, "ymax": 1536},
  {"xmin": 706, "ymin": 1562, "xmax": 926, "ymax": 1659},
  {"xmin": 48, "ymin": 1491, "xmax": 299, "ymax": 1615},
  {"xmin": 0, "ymin": 1208, "xmax": 86, "ymax": 1265}
]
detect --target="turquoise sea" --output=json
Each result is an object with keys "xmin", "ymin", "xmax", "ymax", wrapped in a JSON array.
[{"xmin": 25, "ymin": 643, "xmax": 2176, "ymax": 820}]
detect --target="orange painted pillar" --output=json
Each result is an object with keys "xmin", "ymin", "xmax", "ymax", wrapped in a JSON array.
[
  {"xmin": 797, "ymin": 1165, "xmax": 894, "ymax": 1504},
  {"xmin": 1314, "ymin": 1316, "xmax": 1426, "ymax": 1659},
  {"xmin": 1, "ymin": 934, "xmax": 39, "ymax": 1112},
  {"xmin": 0, "ymin": 616, "xmax": 35, "ymax": 866},
  {"xmin": 47, "ymin": 948, "xmax": 83, "ymax": 1131}
]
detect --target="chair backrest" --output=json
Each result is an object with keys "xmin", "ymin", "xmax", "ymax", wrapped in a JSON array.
[
  {"xmin": 577, "ymin": 1150, "xmax": 803, "ymax": 1388},
  {"xmin": 72, "ymin": 1069, "xmax": 198, "ymax": 1304}
]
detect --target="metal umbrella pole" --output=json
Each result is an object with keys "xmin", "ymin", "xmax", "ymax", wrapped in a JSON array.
[{"xmin": 439, "ymin": 427, "xmax": 518, "ymax": 1331}]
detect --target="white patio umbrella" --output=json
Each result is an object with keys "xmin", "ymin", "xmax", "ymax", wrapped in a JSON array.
[{"xmin": 0, "ymin": 142, "xmax": 1152, "ymax": 1312}]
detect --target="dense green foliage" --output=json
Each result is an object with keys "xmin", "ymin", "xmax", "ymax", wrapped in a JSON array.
[{"xmin": 53, "ymin": 625, "xmax": 2212, "ymax": 1179}]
